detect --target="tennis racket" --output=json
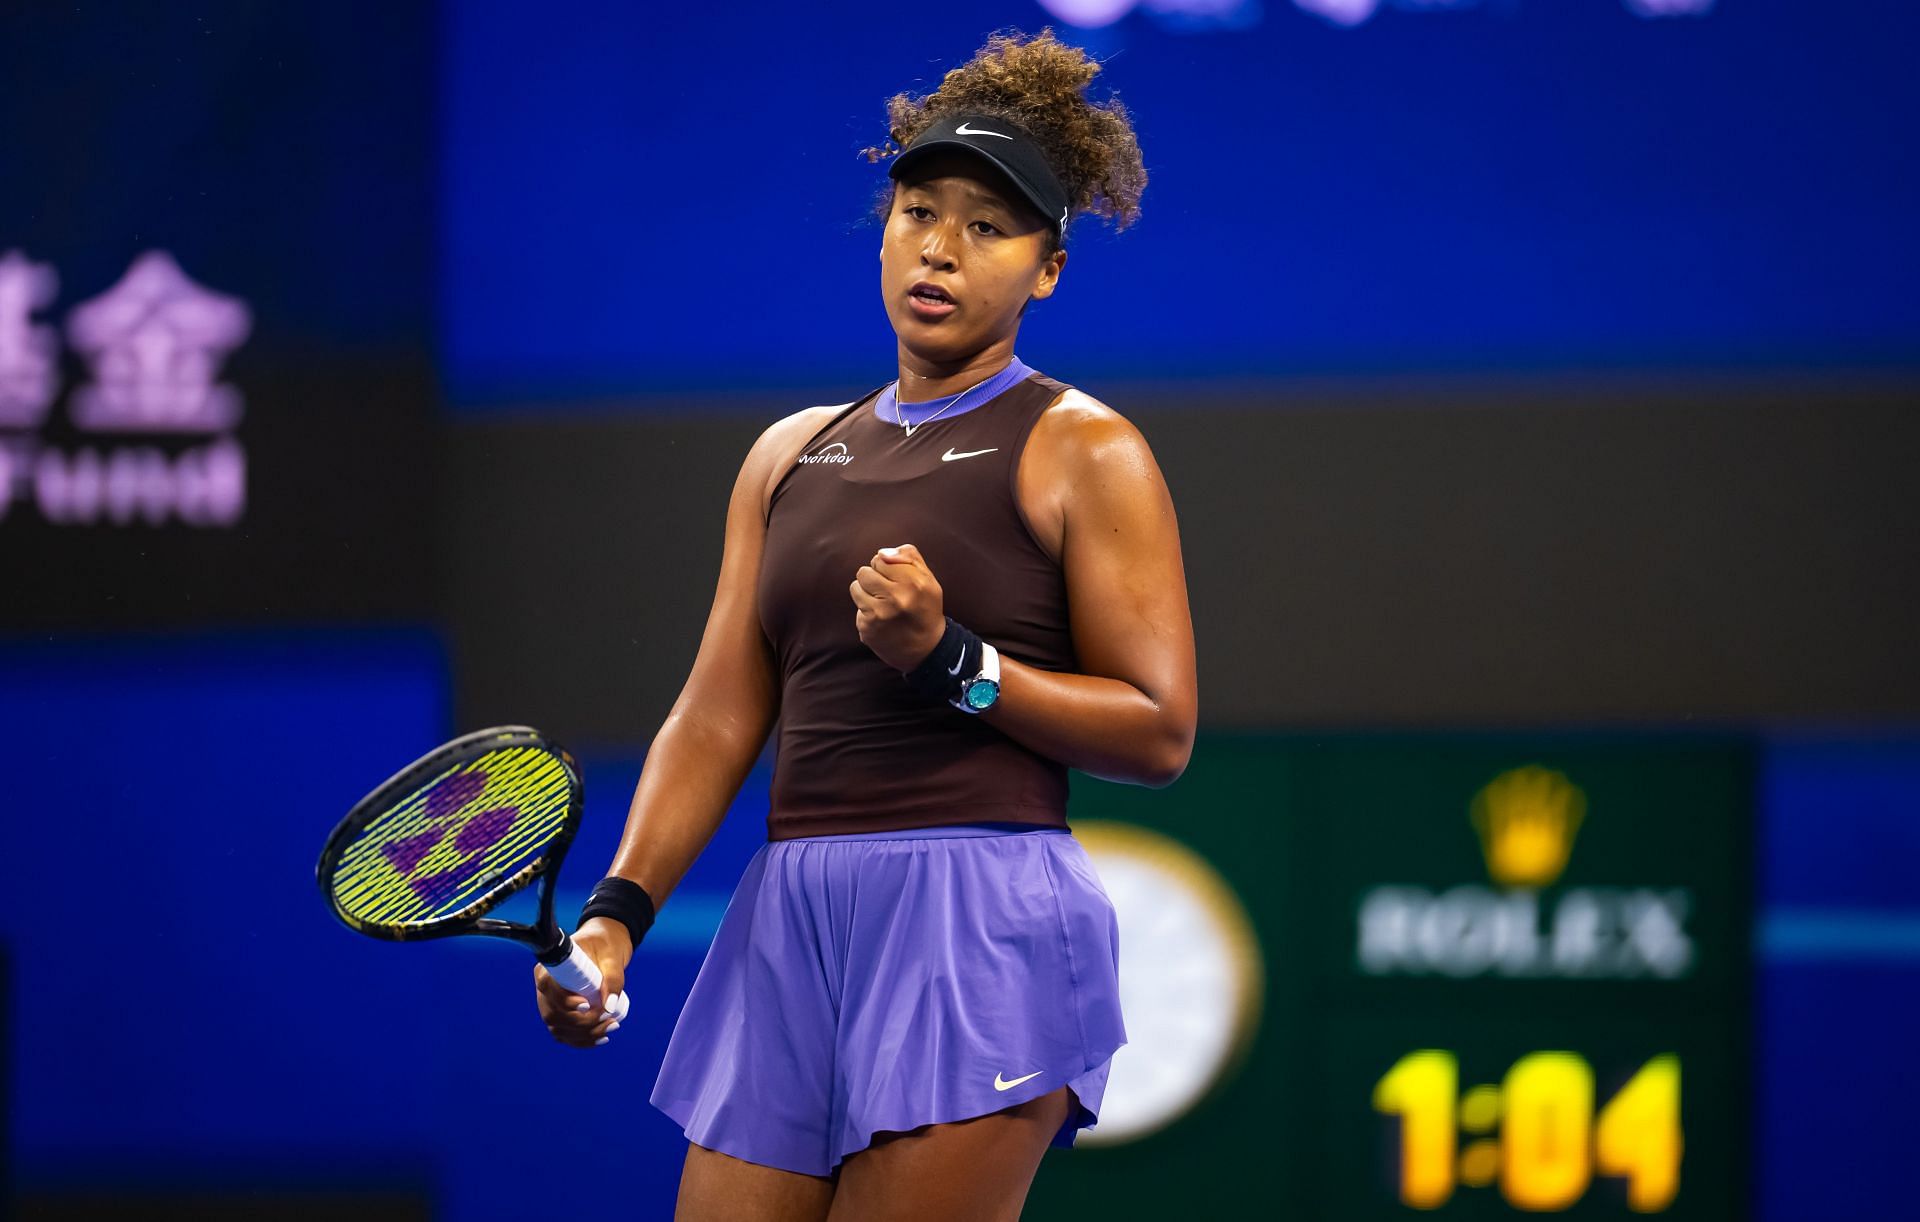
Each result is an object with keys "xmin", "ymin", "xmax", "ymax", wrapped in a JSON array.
[{"xmin": 316, "ymin": 724, "xmax": 630, "ymax": 1021}]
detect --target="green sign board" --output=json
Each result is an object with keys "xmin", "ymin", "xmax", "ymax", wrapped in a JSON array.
[{"xmin": 1027, "ymin": 734, "xmax": 1752, "ymax": 1221}]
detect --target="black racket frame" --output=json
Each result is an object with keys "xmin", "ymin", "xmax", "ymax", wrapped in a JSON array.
[{"xmin": 315, "ymin": 724, "xmax": 585, "ymax": 964}]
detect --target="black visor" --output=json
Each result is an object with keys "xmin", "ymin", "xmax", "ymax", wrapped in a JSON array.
[{"xmin": 886, "ymin": 112, "xmax": 1071, "ymax": 238}]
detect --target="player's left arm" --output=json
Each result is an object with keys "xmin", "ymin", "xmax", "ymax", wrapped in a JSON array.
[{"xmin": 985, "ymin": 406, "xmax": 1197, "ymax": 787}]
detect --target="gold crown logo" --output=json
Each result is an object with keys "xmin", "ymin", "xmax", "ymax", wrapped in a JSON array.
[{"xmin": 1470, "ymin": 765, "xmax": 1586, "ymax": 888}]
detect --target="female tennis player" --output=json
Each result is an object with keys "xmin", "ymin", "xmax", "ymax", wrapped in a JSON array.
[{"xmin": 534, "ymin": 27, "xmax": 1194, "ymax": 1220}]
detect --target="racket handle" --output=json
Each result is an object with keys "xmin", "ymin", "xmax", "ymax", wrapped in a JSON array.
[{"xmin": 544, "ymin": 935, "xmax": 631, "ymax": 1023}]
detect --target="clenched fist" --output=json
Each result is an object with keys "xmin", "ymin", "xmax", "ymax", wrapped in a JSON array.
[{"xmin": 849, "ymin": 543, "xmax": 947, "ymax": 672}]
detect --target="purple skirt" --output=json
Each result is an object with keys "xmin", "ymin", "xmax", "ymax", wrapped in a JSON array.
[{"xmin": 649, "ymin": 823, "xmax": 1128, "ymax": 1177}]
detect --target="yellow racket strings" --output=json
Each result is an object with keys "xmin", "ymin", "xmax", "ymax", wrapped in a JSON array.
[{"xmin": 330, "ymin": 746, "xmax": 572, "ymax": 928}]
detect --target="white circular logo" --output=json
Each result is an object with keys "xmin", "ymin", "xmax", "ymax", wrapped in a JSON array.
[{"xmin": 1075, "ymin": 820, "xmax": 1264, "ymax": 1145}]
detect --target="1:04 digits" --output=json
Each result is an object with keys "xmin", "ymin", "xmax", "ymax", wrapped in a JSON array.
[{"xmin": 1373, "ymin": 1050, "xmax": 1680, "ymax": 1212}]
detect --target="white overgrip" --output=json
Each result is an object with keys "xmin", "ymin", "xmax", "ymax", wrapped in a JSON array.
[{"xmin": 545, "ymin": 938, "xmax": 631, "ymax": 1023}]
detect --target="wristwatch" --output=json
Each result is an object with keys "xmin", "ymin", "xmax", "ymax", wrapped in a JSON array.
[{"xmin": 949, "ymin": 640, "xmax": 1001, "ymax": 714}]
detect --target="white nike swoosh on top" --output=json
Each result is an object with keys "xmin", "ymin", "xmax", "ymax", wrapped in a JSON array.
[
  {"xmin": 994, "ymin": 1070, "xmax": 1044, "ymax": 1092},
  {"xmin": 955, "ymin": 122, "xmax": 1011, "ymax": 139},
  {"xmin": 942, "ymin": 447, "xmax": 999, "ymax": 462}
]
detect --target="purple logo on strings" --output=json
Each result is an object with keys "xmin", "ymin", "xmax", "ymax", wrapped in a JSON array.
[
  {"xmin": 382, "ymin": 827, "xmax": 444, "ymax": 875},
  {"xmin": 378, "ymin": 769, "xmax": 523, "ymax": 904},
  {"xmin": 426, "ymin": 770, "xmax": 489, "ymax": 818},
  {"xmin": 454, "ymin": 806, "xmax": 518, "ymax": 856}
]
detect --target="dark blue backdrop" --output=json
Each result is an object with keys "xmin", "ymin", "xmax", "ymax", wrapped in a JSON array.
[
  {"xmin": 442, "ymin": 0, "xmax": 1920, "ymax": 406},
  {"xmin": 1756, "ymin": 739, "xmax": 1920, "ymax": 1220},
  {"xmin": 0, "ymin": 632, "xmax": 765, "ymax": 1218}
]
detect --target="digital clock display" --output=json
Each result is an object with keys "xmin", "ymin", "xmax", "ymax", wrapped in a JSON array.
[
  {"xmin": 1304, "ymin": 741, "xmax": 1751, "ymax": 1218},
  {"xmin": 1375, "ymin": 1050, "xmax": 1679, "ymax": 1212}
]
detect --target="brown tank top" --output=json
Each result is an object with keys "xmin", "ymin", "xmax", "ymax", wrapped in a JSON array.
[{"xmin": 757, "ymin": 370, "xmax": 1078, "ymax": 839}]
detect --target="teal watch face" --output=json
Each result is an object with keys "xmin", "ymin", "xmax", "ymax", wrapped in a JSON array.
[{"xmin": 963, "ymin": 678, "xmax": 1000, "ymax": 710}]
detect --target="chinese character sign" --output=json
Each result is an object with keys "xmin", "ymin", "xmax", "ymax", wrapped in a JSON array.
[{"xmin": 0, "ymin": 249, "xmax": 252, "ymax": 528}]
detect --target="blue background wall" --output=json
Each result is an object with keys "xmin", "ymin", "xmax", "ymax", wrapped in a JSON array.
[
  {"xmin": 441, "ymin": 0, "xmax": 1920, "ymax": 405},
  {"xmin": 0, "ymin": 634, "xmax": 762, "ymax": 1217},
  {"xmin": 3, "ymin": 1, "xmax": 1916, "ymax": 1218},
  {"xmin": 1756, "ymin": 740, "xmax": 1920, "ymax": 1219}
]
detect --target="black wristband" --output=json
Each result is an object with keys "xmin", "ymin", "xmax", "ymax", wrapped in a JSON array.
[
  {"xmin": 901, "ymin": 616, "xmax": 978, "ymax": 703},
  {"xmin": 579, "ymin": 876, "xmax": 655, "ymax": 950}
]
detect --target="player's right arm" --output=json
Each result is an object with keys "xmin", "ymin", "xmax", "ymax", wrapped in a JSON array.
[
  {"xmin": 536, "ymin": 405, "xmax": 838, "ymax": 1043},
  {"xmin": 602, "ymin": 407, "xmax": 840, "ymax": 906}
]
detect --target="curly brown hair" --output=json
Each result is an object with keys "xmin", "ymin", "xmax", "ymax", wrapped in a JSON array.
[{"xmin": 859, "ymin": 26, "xmax": 1147, "ymax": 256}]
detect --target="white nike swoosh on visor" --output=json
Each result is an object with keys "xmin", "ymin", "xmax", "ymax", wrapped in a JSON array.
[
  {"xmin": 942, "ymin": 447, "xmax": 999, "ymax": 462},
  {"xmin": 994, "ymin": 1070, "xmax": 1044, "ymax": 1091},
  {"xmin": 955, "ymin": 122, "xmax": 1011, "ymax": 139}
]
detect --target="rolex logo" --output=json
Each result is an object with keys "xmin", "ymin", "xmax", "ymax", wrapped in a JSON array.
[
  {"xmin": 1357, "ymin": 765, "xmax": 1690, "ymax": 981},
  {"xmin": 1470, "ymin": 766, "xmax": 1586, "ymax": 889}
]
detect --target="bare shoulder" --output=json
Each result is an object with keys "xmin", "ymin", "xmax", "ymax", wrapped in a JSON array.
[
  {"xmin": 1030, "ymin": 387, "xmax": 1161, "ymax": 483},
  {"xmin": 750, "ymin": 400, "xmax": 857, "ymax": 514},
  {"xmin": 1017, "ymin": 388, "xmax": 1165, "ymax": 563},
  {"xmin": 1037, "ymin": 386, "xmax": 1122, "ymax": 430}
]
